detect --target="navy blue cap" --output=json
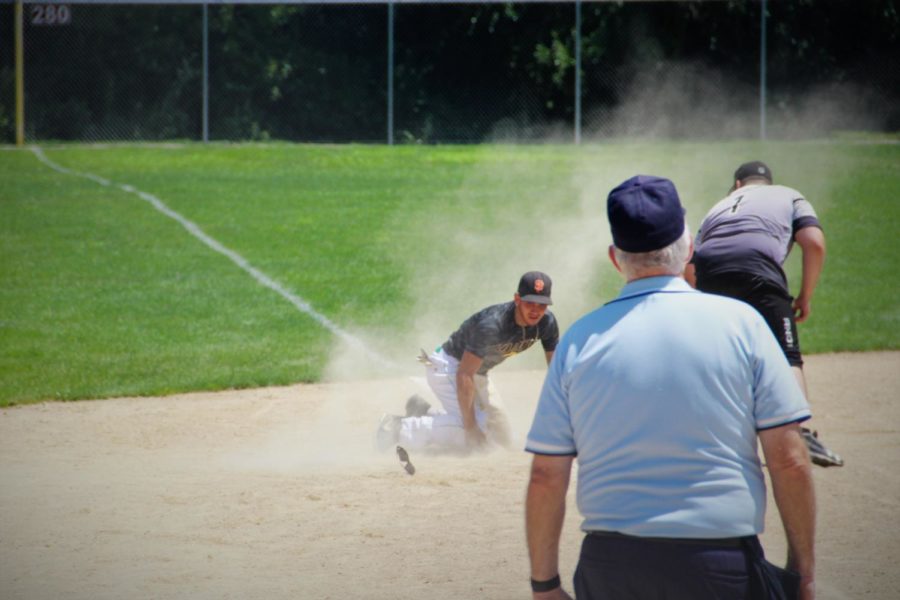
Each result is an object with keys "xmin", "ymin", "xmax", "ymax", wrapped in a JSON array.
[{"xmin": 607, "ymin": 175, "xmax": 686, "ymax": 253}]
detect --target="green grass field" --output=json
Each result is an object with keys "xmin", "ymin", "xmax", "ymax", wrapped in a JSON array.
[{"xmin": 1, "ymin": 140, "xmax": 898, "ymax": 406}]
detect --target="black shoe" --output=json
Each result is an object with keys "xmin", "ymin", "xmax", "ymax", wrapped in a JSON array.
[
  {"xmin": 404, "ymin": 394, "xmax": 431, "ymax": 417},
  {"xmin": 397, "ymin": 445, "xmax": 416, "ymax": 475},
  {"xmin": 801, "ymin": 428, "xmax": 844, "ymax": 467}
]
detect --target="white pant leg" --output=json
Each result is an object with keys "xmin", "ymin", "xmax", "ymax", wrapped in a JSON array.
[
  {"xmin": 397, "ymin": 348, "xmax": 492, "ymax": 452},
  {"xmin": 482, "ymin": 379, "xmax": 512, "ymax": 448},
  {"xmin": 397, "ymin": 414, "xmax": 466, "ymax": 451},
  {"xmin": 425, "ymin": 348, "xmax": 489, "ymax": 429},
  {"xmin": 424, "ymin": 349, "xmax": 463, "ymax": 418}
]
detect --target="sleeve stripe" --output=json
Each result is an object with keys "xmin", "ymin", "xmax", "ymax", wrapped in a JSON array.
[
  {"xmin": 757, "ymin": 411, "xmax": 811, "ymax": 431},
  {"xmin": 525, "ymin": 439, "xmax": 577, "ymax": 455}
]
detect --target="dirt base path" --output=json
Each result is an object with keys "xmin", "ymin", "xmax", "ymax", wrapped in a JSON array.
[{"xmin": 2, "ymin": 352, "xmax": 898, "ymax": 599}]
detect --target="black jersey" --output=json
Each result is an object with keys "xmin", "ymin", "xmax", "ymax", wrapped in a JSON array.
[{"xmin": 441, "ymin": 301, "xmax": 560, "ymax": 375}]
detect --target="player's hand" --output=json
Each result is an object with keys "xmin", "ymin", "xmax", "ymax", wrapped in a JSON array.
[
  {"xmin": 793, "ymin": 295, "xmax": 812, "ymax": 323},
  {"xmin": 465, "ymin": 426, "xmax": 487, "ymax": 450},
  {"xmin": 798, "ymin": 576, "xmax": 815, "ymax": 600},
  {"xmin": 533, "ymin": 588, "xmax": 574, "ymax": 600}
]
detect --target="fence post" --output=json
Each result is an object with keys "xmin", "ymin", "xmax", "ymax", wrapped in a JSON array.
[
  {"xmin": 387, "ymin": 1, "xmax": 394, "ymax": 145},
  {"xmin": 15, "ymin": 0, "xmax": 25, "ymax": 146},
  {"xmin": 759, "ymin": 0, "xmax": 767, "ymax": 140},
  {"xmin": 574, "ymin": 0, "xmax": 582, "ymax": 145},
  {"xmin": 202, "ymin": 3, "xmax": 209, "ymax": 143}
]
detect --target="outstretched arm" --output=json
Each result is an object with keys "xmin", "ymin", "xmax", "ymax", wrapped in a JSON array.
[
  {"xmin": 526, "ymin": 453, "xmax": 575, "ymax": 600},
  {"xmin": 793, "ymin": 226, "xmax": 826, "ymax": 323},
  {"xmin": 759, "ymin": 423, "xmax": 817, "ymax": 600},
  {"xmin": 457, "ymin": 351, "xmax": 486, "ymax": 447}
]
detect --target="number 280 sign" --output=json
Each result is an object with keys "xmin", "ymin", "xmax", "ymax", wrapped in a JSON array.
[{"xmin": 31, "ymin": 4, "xmax": 73, "ymax": 26}]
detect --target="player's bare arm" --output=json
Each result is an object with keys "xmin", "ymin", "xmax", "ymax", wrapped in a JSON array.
[
  {"xmin": 526, "ymin": 453, "xmax": 575, "ymax": 600},
  {"xmin": 457, "ymin": 351, "xmax": 487, "ymax": 447},
  {"xmin": 794, "ymin": 226, "xmax": 826, "ymax": 323},
  {"xmin": 759, "ymin": 423, "xmax": 817, "ymax": 600}
]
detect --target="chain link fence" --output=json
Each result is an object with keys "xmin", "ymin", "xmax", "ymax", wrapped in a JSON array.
[{"xmin": 2, "ymin": 1, "xmax": 898, "ymax": 144}]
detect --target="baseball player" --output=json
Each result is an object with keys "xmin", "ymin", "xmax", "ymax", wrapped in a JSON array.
[
  {"xmin": 376, "ymin": 271, "xmax": 560, "ymax": 461},
  {"xmin": 685, "ymin": 160, "xmax": 843, "ymax": 467}
]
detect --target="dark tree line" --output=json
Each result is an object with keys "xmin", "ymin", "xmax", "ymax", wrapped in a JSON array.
[{"xmin": 1, "ymin": 0, "xmax": 897, "ymax": 142}]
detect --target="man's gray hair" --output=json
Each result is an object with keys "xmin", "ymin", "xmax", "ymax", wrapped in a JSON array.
[{"xmin": 614, "ymin": 227, "xmax": 692, "ymax": 278}]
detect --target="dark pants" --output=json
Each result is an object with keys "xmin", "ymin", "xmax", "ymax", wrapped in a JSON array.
[
  {"xmin": 574, "ymin": 532, "xmax": 752, "ymax": 600},
  {"xmin": 696, "ymin": 272, "xmax": 803, "ymax": 367}
]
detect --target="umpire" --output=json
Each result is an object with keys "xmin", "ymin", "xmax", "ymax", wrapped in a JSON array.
[{"xmin": 525, "ymin": 175, "xmax": 816, "ymax": 599}]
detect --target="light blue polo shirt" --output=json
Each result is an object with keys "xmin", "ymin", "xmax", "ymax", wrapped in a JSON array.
[{"xmin": 526, "ymin": 276, "xmax": 810, "ymax": 538}]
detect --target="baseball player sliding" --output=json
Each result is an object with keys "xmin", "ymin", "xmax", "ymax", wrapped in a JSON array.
[{"xmin": 376, "ymin": 271, "xmax": 560, "ymax": 471}]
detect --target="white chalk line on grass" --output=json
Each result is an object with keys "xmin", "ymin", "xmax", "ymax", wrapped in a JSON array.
[{"xmin": 30, "ymin": 146, "xmax": 394, "ymax": 369}]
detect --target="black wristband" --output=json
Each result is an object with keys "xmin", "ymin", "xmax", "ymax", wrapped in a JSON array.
[{"xmin": 530, "ymin": 574, "xmax": 561, "ymax": 592}]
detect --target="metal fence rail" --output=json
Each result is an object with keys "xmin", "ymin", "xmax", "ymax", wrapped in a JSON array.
[{"xmin": 2, "ymin": 1, "xmax": 898, "ymax": 144}]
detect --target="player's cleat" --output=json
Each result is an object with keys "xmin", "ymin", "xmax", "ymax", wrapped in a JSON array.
[
  {"xmin": 397, "ymin": 445, "xmax": 415, "ymax": 475},
  {"xmin": 375, "ymin": 414, "xmax": 401, "ymax": 453},
  {"xmin": 404, "ymin": 394, "xmax": 431, "ymax": 417},
  {"xmin": 801, "ymin": 428, "xmax": 844, "ymax": 467}
]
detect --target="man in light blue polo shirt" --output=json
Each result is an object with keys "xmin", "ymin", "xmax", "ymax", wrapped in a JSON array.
[{"xmin": 524, "ymin": 175, "xmax": 817, "ymax": 600}]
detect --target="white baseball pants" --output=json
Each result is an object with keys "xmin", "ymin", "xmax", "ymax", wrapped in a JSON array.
[{"xmin": 398, "ymin": 348, "xmax": 509, "ymax": 451}]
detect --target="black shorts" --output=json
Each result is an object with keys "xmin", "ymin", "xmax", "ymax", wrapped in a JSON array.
[{"xmin": 696, "ymin": 272, "xmax": 803, "ymax": 367}]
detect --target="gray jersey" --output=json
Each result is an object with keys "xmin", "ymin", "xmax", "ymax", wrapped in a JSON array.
[{"xmin": 692, "ymin": 184, "xmax": 821, "ymax": 290}]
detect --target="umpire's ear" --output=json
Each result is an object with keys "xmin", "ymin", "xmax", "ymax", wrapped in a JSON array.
[{"xmin": 608, "ymin": 245, "xmax": 622, "ymax": 273}]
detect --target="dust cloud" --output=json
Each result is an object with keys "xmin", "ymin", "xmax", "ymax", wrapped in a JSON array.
[
  {"xmin": 298, "ymin": 57, "xmax": 874, "ymax": 455},
  {"xmin": 310, "ymin": 148, "xmax": 620, "ymax": 439},
  {"xmin": 320, "ymin": 153, "xmax": 618, "ymax": 388},
  {"xmin": 585, "ymin": 59, "xmax": 889, "ymax": 140}
]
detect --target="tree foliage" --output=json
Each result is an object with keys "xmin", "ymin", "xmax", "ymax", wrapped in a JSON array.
[{"xmin": 0, "ymin": 1, "xmax": 897, "ymax": 142}]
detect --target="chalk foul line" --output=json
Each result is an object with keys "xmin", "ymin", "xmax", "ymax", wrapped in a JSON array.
[{"xmin": 30, "ymin": 146, "xmax": 393, "ymax": 369}]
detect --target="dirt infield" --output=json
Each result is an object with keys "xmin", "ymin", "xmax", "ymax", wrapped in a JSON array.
[{"xmin": 1, "ymin": 351, "xmax": 898, "ymax": 599}]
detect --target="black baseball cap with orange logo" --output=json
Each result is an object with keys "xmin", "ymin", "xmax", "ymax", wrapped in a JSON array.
[{"xmin": 518, "ymin": 271, "xmax": 553, "ymax": 305}]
